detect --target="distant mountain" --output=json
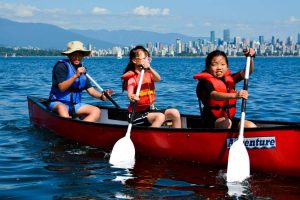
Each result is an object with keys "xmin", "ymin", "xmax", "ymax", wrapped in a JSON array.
[
  {"xmin": 0, "ymin": 18, "xmax": 117, "ymax": 49},
  {"xmin": 70, "ymin": 29, "xmax": 207, "ymax": 46},
  {"xmin": 0, "ymin": 18, "xmax": 207, "ymax": 49}
]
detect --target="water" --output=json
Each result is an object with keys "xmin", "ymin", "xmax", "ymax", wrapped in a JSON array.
[{"xmin": 0, "ymin": 56, "xmax": 299, "ymax": 199}]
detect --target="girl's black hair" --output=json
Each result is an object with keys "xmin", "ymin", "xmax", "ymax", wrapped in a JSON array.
[
  {"xmin": 122, "ymin": 45, "xmax": 149, "ymax": 91},
  {"xmin": 205, "ymin": 50, "xmax": 228, "ymax": 70}
]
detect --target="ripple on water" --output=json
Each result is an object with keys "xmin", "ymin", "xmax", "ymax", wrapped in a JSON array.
[{"xmin": 0, "ymin": 57, "xmax": 299, "ymax": 199}]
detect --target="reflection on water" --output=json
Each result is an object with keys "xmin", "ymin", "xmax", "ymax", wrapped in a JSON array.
[
  {"xmin": 0, "ymin": 57, "xmax": 299, "ymax": 199},
  {"xmin": 227, "ymin": 181, "xmax": 250, "ymax": 197},
  {"xmin": 1, "ymin": 119, "xmax": 300, "ymax": 199}
]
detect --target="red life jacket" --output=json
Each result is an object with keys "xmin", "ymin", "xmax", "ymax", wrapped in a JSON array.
[
  {"xmin": 122, "ymin": 71, "xmax": 156, "ymax": 112},
  {"xmin": 193, "ymin": 70, "xmax": 237, "ymax": 119}
]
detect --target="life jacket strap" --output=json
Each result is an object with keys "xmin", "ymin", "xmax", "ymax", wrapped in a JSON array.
[
  {"xmin": 139, "ymin": 90, "xmax": 155, "ymax": 97},
  {"xmin": 67, "ymin": 88, "xmax": 83, "ymax": 92},
  {"xmin": 209, "ymin": 103, "xmax": 236, "ymax": 110}
]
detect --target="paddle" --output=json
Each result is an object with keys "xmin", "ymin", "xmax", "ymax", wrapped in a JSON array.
[
  {"xmin": 109, "ymin": 67, "xmax": 145, "ymax": 168},
  {"xmin": 85, "ymin": 73, "xmax": 120, "ymax": 108},
  {"xmin": 226, "ymin": 54, "xmax": 252, "ymax": 182}
]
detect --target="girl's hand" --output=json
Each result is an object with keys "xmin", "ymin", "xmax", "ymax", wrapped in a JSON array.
[
  {"xmin": 143, "ymin": 56, "xmax": 152, "ymax": 69},
  {"xmin": 243, "ymin": 48, "xmax": 255, "ymax": 57},
  {"xmin": 128, "ymin": 94, "xmax": 139, "ymax": 102},
  {"xmin": 236, "ymin": 89, "xmax": 248, "ymax": 99}
]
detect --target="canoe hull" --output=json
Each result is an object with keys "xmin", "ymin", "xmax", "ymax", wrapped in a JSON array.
[{"xmin": 27, "ymin": 96, "xmax": 300, "ymax": 177}]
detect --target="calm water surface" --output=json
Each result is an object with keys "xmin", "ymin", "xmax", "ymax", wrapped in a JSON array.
[{"xmin": 0, "ymin": 56, "xmax": 299, "ymax": 199}]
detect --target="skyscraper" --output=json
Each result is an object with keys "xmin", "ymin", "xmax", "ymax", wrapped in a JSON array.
[
  {"xmin": 242, "ymin": 38, "xmax": 249, "ymax": 48},
  {"xmin": 176, "ymin": 38, "xmax": 182, "ymax": 54},
  {"xmin": 234, "ymin": 36, "xmax": 241, "ymax": 48},
  {"xmin": 88, "ymin": 43, "xmax": 92, "ymax": 51},
  {"xmin": 259, "ymin": 36, "xmax": 264, "ymax": 45},
  {"xmin": 146, "ymin": 42, "xmax": 153, "ymax": 54},
  {"xmin": 210, "ymin": 31, "xmax": 215, "ymax": 44},
  {"xmin": 271, "ymin": 36, "xmax": 276, "ymax": 45},
  {"xmin": 286, "ymin": 36, "xmax": 293, "ymax": 46},
  {"xmin": 223, "ymin": 29, "xmax": 230, "ymax": 43}
]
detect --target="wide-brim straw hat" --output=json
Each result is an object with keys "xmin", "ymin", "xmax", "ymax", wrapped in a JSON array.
[{"xmin": 61, "ymin": 41, "xmax": 91, "ymax": 57}]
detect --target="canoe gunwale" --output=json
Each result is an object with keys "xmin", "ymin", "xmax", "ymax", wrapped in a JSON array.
[{"xmin": 27, "ymin": 96, "xmax": 300, "ymax": 133}]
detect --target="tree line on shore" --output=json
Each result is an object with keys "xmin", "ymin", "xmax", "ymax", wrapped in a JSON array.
[
  {"xmin": 0, "ymin": 47, "xmax": 61, "ymax": 57},
  {"xmin": 1, "ymin": 46, "xmax": 299, "ymax": 57}
]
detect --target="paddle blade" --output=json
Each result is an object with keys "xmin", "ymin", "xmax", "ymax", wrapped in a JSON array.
[
  {"xmin": 226, "ymin": 140, "xmax": 250, "ymax": 182},
  {"xmin": 109, "ymin": 136, "xmax": 135, "ymax": 168}
]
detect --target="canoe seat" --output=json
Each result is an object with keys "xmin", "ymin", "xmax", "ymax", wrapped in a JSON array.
[
  {"xmin": 186, "ymin": 116, "xmax": 203, "ymax": 128},
  {"xmin": 107, "ymin": 109, "xmax": 128, "ymax": 121}
]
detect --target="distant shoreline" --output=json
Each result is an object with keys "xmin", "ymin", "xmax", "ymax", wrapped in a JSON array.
[{"xmin": 1, "ymin": 55, "xmax": 300, "ymax": 58}]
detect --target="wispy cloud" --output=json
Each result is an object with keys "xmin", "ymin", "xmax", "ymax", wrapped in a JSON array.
[
  {"xmin": 185, "ymin": 23, "xmax": 195, "ymax": 28},
  {"xmin": 0, "ymin": 2, "xmax": 64, "ymax": 18},
  {"xmin": 0, "ymin": 2, "xmax": 38, "ymax": 17},
  {"xmin": 92, "ymin": 7, "xmax": 109, "ymax": 15},
  {"xmin": 133, "ymin": 5, "xmax": 170, "ymax": 16},
  {"xmin": 287, "ymin": 16, "xmax": 300, "ymax": 23},
  {"xmin": 203, "ymin": 22, "xmax": 212, "ymax": 27}
]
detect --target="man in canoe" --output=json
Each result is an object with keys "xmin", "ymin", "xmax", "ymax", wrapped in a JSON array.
[
  {"xmin": 194, "ymin": 48, "xmax": 257, "ymax": 129},
  {"xmin": 48, "ymin": 41, "xmax": 112, "ymax": 122},
  {"xmin": 121, "ymin": 45, "xmax": 181, "ymax": 128}
]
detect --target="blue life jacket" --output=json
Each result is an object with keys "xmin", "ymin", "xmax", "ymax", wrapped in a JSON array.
[{"xmin": 49, "ymin": 59, "xmax": 87, "ymax": 104}]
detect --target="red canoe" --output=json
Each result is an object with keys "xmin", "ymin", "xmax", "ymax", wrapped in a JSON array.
[{"xmin": 27, "ymin": 96, "xmax": 300, "ymax": 177}]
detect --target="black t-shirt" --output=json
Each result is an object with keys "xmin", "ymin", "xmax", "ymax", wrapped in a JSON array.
[
  {"xmin": 52, "ymin": 62, "xmax": 92, "ymax": 89},
  {"xmin": 196, "ymin": 71, "xmax": 243, "ymax": 124}
]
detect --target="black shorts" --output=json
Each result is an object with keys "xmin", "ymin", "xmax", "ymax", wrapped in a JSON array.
[
  {"xmin": 201, "ymin": 116, "xmax": 239, "ymax": 129},
  {"xmin": 128, "ymin": 108, "xmax": 166, "ymax": 127}
]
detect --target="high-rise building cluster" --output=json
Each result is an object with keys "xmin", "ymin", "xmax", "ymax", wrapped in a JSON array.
[{"xmin": 90, "ymin": 30, "xmax": 300, "ymax": 57}]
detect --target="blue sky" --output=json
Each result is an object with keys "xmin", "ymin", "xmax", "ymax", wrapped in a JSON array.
[{"xmin": 1, "ymin": 0, "xmax": 299, "ymax": 41}]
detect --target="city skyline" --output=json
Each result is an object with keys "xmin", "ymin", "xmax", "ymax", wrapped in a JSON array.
[
  {"xmin": 93, "ymin": 30, "xmax": 300, "ymax": 57},
  {"xmin": 3, "ymin": 28, "xmax": 299, "ymax": 57},
  {"xmin": 0, "ymin": 0, "xmax": 299, "ymax": 40}
]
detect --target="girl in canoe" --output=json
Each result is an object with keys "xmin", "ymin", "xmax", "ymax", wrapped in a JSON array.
[
  {"xmin": 122, "ymin": 45, "xmax": 181, "ymax": 128},
  {"xmin": 48, "ymin": 41, "xmax": 113, "ymax": 122},
  {"xmin": 194, "ymin": 49, "xmax": 257, "ymax": 129}
]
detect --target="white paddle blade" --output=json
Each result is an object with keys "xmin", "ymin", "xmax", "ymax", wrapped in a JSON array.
[
  {"xmin": 227, "ymin": 140, "xmax": 250, "ymax": 182},
  {"xmin": 109, "ymin": 136, "xmax": 135, "ymax": 168}
]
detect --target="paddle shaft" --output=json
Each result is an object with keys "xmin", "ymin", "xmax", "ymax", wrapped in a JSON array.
[
  {"xmin": 239, "ymin": 56, "xmax": 251, "ymax": 139},
  {"xmin": 226, "ymin": 55, "xmax": 252, "ymax": 182},
  {"xmin": 85, "ymin": 73, "xmax": 120, "ymax": 108},
  {"xmin": 109, "ymin": 66, "xmax": 145, "ymax": 166},
  {"xmin": 126, "ymin": 68, "xmax": 145, "ymax": 136}
]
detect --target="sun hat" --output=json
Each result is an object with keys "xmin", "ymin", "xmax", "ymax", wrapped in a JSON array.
[{"xmin": 61, "ymin": 41, "xmax": 91, "ymax": 57}]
